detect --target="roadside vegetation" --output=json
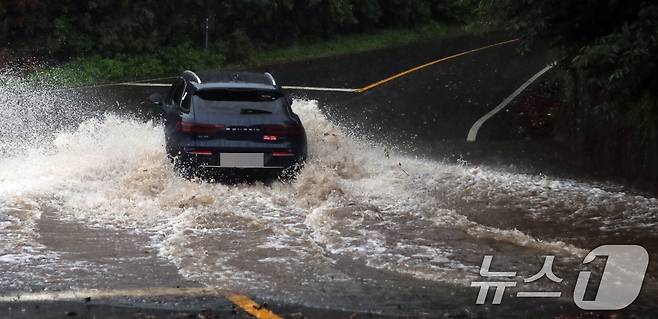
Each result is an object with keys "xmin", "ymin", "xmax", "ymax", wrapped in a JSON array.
[
  {"xmin": 41, "ymin": 23, "xmax": 467, "ymax": 86},
  {"xmin": 0, "ymin": 0, "xmax": 473, "ymax": 84},
  {"xmin": 479, "ymin": 1, "xmax": 658, "ymax": 182}
]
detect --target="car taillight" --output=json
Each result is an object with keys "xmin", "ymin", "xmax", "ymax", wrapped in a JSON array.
[
  {"xmin": 271, "ymin": 151, "xmax": 295, "ymax": 157},
  {"xmin": 261, "ymin": 124, "xmax": 301, "ymax": 141},
  {"xmin": 188, "ymin": 150, "xmax": 213, "ymax": 155},
  {"xmin": 176, "ymin": 120, "xmax": 224, "ymax": 134}
]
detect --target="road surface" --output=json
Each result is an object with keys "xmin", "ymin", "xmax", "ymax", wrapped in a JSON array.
[{"xmin": 0, "ymin": 34, "xmax": 656, "ymax": 318}]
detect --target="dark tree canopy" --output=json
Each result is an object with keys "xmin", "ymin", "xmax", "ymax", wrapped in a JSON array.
[
  {"xmin": 0, "ymin": 0, "xmax": 469, "ymax": 58},
  {"xmin": 480, "ymin": 0, "xmax": 657, "ymax": 112},
  {"xmin": 480, "ymin": 0, "xmax": 658, "ymax": 178}
]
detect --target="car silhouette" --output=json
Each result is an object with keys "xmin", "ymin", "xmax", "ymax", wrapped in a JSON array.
[{"xmin": 149, "ymin": 70, "xmax": 307, "ymax": 180}]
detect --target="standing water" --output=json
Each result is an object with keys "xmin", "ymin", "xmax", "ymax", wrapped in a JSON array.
[{"xmin": 0, "ymin": 74, "xmax": 656, "ymax": 315}]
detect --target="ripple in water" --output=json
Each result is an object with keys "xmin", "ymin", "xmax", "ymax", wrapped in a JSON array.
[{"xmin": 0, "ymin": 74, "xmax": 656, "ymax": 307}]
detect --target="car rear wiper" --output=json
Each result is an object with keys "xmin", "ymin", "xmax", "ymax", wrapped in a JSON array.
[{"xmin": 240, "ymin": 108, "xmax": 272, "ymax": 114}]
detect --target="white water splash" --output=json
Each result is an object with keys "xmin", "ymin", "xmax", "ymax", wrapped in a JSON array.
[{"xmin": 0, "ymin": 74, "xmax": 656, "ymax": 299}]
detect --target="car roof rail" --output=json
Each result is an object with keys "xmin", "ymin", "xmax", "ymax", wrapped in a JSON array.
[
  {"xmin": 182, "ymin": 70, "xmax": 202, "ymax": 84},
  {"xmin": 264, "ymin": 72, "xmax": 276, "ymax": 86}
]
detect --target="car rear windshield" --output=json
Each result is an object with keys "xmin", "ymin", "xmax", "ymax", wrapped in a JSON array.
[{"xmin": 192, "ymin": 89, "xmax": 285, "ymax": 114}]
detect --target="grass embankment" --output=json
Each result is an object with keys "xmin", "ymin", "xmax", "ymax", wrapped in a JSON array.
[{"xmin": 43, "ymin": 23, "xmax": 469, "ymax": 86}]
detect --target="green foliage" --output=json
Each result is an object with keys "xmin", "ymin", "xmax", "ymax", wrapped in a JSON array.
[
  {"xmin": 225, "ymin": 29, "xmax": 256, "ymax": 65},
  {"xmin": 0, "ymin": 0, "xmax": 471, "ymax": 58},
  {"xmin": 42, "ymin": 23, "xmax": 462, "ymax": 86},
  {"xmin": 44, "ymin": 44, "xmax": 226, "ymax": 85},
  {"xmin": 480, "ymin": 0, "xmax": 658, "ymax": 178},
  {"xmin": 479, "ymin": 1, "xmax": 657, "ymax": 112}
]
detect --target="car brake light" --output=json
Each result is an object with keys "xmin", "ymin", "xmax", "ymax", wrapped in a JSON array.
[
  {"xmin": 263, "ymin": 135, "xmax": 278, "ymax": 141},
  {"xmin": 177, "ymin": 120, "xmax": 224, "ymax": 134},
  {"xmin": 272, "ymin": 151, "xmax": 295, "ymax": 157},
  {"xmin": 188, "ymin": 150, "xmax": 213, "ymax": 155}
]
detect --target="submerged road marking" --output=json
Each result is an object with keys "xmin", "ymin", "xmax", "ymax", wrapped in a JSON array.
[
  {"xmin": 466, "ymin": 63, "xmax": 556, "ymax": 142},
  {"xmin": 126, "ymin": 83, "xmax": 359, "ymax": 92},
  {"xmin": 356, "ymin": 38, "xmax": 520, "ymax": 93},
  {"xmin": 120, "ymin": 82, "xmax": 171, "ymax": 87},
  {"xmin": 90, "ymin": 82, "xmax": 359, "ymax": 93},
  {"xmin": 281, "ymin": 85, "xmax": 358, "ymax": 93},
  {"xmin": 0, "ymin": 287, "xmax": 283, "ymax": 319},
  {"xmin": 50, "ymin": 77, "xmax": 177, "ymax": 92}
]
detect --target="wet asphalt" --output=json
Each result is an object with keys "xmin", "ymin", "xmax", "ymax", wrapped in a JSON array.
[{"xmin": 1, "ymin": 34, "xmax": 655, "ymax": 318}]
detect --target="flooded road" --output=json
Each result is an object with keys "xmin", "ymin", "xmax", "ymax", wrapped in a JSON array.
[{"xmin": 1, "ymin": 39, "xmax": 657, "ymax": 317}]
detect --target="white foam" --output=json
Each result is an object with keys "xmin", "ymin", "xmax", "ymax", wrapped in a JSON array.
[{"xmin": 0, "ymin": 75, "xmax": 655, "ymax": 293}]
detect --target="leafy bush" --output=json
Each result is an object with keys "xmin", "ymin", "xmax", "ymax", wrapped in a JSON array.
[
  {"xmin": 225, "ymin": 29, "xmax": 255, "ymax": 65},
  {"xmin": 43, "ymin": 44, "xmax": 226, "ymax": 85},
  {"xmin": 1, "ymin": 0, "xmax": 472, "ymax": 58},
  {"xmin": 39, "ymin": 22, "xmax": 462, "ymax": 86},
  {"xmin": 480, "ymin": 0, "xmax": 658, "ymax": 179}
]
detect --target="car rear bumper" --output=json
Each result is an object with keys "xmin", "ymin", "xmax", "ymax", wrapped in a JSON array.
[
  {"xmin": 199, "ymin": 165, "xmax": 286, "ymax": 169},
  {"xmin": 174, "ymin": 148, "xmax": 304, "ymax": 171}
]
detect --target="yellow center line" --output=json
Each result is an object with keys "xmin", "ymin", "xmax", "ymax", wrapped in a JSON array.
[
  {"xmin": 356, "ymin": 38, "xmax": 520, "ymax": 93},
  {"xmin": 0, "ymin": 287, "xmax": 283, "ymax": 319},
  {"xmin": 227, "ymin": 293, "xmax": 283, "ymax": 319}
]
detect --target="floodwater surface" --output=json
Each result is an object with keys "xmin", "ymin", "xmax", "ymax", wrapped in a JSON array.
[{"xmin": 0, "ymin": 74, "xmax": 656, "ymax": 316}]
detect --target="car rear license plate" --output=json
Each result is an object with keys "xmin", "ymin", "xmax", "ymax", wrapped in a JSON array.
[{"xmin": 220, "ymin": 153, "xmax": 264, "ymax": 168}]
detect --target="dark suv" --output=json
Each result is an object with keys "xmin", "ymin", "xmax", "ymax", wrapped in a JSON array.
[{"xmin": 149, "ymin": 71, "xmax": 307, "ymax": 179}]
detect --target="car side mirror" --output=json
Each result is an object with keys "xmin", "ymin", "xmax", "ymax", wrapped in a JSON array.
[{"xmin": 149, "ymin": 93, "xmax": 163, "ymax": 106}]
